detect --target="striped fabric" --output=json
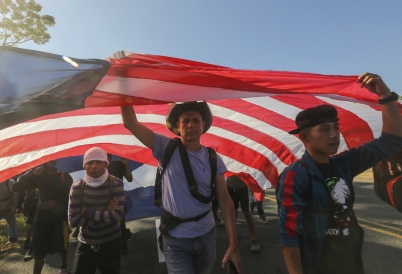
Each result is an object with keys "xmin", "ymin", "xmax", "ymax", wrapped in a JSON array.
[
  {"xmin": 0, "ymin": 96, "xmax": 390, "ymax": 194},
  {"xmin": 68, "ymin": 176, "xmax": 125, "ymax": 245},
  {"xmin": 88, "ymin": 51, "xmax": 379, "ymax": 107},
  {"xmin": 1, "ymin": 50, "xmax": 401, "ymax": 194}
]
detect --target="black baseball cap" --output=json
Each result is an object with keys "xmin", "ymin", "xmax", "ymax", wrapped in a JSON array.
[{"xmin": 288, "ymin": 105, "xmax": 339, "ymax": 134}]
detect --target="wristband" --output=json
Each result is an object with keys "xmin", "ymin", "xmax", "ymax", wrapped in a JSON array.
[{"xmin": 378, "ymin": 92, "xmax": 399, "ymax": 104}]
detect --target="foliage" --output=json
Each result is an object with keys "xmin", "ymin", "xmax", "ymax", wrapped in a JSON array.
[
  {"xmin": 0, "ymin": 215, "xmax": 25, "ymax": 260},
  {"xmin": 0, "ymin": 0, "xmax": 55, "ymax": 46},
  {"xmin": 0, "ymin": 214, "xmax": 25, "ymax": 245}
]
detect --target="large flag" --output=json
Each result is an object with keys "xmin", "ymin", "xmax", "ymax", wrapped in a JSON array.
[
  {"xmin": 0, "ymin": 47, "xmax": 386, "ymax": 130},
  {"xmin": 1, "ymin": 49, "xmax": 399, "ymax": 195},
  {"xmin": 0, "ymin": 96, "xmax": 390, "ymax": 188},
  {"xmin": 86, "ymin": 50, "xmax": 379, "ymax": 107},
  {"xmin": 0, "ymin": 96, "xmax": 388, "ymax": 221}
]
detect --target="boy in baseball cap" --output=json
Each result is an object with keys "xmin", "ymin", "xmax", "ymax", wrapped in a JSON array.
[{"xmin": 277, "ymin": 73, "xmax": 402, "ymax": 274}]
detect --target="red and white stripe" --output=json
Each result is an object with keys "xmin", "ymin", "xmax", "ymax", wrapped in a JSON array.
[
  {"xmin": 1, "ymin": 51, "xmax": 399, "ymax": 192},
  {"xmin": 0, "ymin": 95, "xmax": 391, "ymax": 192},
  {"xmin": 85, "ymin": 51, "xmax": 379, "ymax": 108}
]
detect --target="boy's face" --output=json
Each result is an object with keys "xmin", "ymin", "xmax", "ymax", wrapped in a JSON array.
[
  {"xmin": 300, "ymin": 122, "xmax": 340, "ymax": 157},
  {"xmin": 85, "ymin": 160, "xmax": 108, "ymax": 178}
]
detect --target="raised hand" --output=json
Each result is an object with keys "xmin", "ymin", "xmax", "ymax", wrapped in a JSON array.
[{"xmin": 357, "ymin": 72, "xmax": 391, "ymax": 98}]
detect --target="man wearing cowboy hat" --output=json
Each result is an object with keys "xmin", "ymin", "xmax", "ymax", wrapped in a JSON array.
[
  {"xmin": 276, "ymin": 73, "xmax": 402, "ymax": 274},
  {"xmin": 121, "ymin": 101, "xmax": 242, "ymax": 274}
]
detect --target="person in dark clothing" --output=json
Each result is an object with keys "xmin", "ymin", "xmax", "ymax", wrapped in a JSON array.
[
  {"xmin": 226, "ymin": 174, "xmax": 260, "ymax": 253},
  {"xmin": 14, "ymin": 169, "xmax": 40, "ymax": 261},
  {"xmin": 107, "ymin": 154, "xmax": 133, "ymax": 182},
  {"xmin": 13, "ymin": 160, "xmax": 73, "ymax": 274},
  {"xmin": 0, "ymin": 178, "xmax": 18, "ymax": 244},
  {"xmin": 249, "ymin": 190, "xmax": 268, "ymax": 223},
  {"xmin": 107, "ymin": 154, "xmax": 133, "ymax": 255}
]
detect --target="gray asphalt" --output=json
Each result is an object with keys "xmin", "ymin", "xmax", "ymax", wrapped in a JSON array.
[{"xmin": 0, "ymin": 181, "xmax": 401, "ymax": 274}]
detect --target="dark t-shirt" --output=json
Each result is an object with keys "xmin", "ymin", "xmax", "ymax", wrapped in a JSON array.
[
  {"xmin": 13, "ymin": 169, "xmax": 73, "ymax": 223},
  {"xmin": 108, "ymin": 161, "xmax": 126, "ymax": 180},
  {"xmin": 36, "ymin": 171, "xmax": 73, "ymax": 222},
  {"xmin": 226, "ymin": 175, "xmax": 247, "ymax": 188},
  {"xmin": 315, "ymin": 162, "xmax": 361, "ymax": 274}
]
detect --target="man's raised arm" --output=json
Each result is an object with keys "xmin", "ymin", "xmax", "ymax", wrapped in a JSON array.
[{"xmin": 121, "ymin": 106, "xmax": 155, "ymax": 150}]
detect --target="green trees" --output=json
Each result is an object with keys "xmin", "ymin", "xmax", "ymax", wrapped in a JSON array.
[{"xmin": 0, "ymin": 0, "xmax": 55, "ymax": 47}]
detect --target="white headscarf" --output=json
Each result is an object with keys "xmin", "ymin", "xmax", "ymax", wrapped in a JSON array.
[{"xmin": 83, "ymin": 147, "xmax": 109, "ymax": 188}]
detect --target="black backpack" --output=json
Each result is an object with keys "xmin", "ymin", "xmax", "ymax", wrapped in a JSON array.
[
  {"xmin": 373, "ymin": 149, "xmax": 402, "ymax": 213},
  {"xmin": 154, "ymin": 138, "xmax": 217, "ymax": 237},
  {"xmin": 154, "ymin": 138, "xmax": 217, "ymax": 204}
]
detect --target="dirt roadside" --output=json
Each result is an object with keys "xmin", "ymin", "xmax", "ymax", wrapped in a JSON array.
[{"xmin": 354, "ymin": 169, "xmax": 374, "ymax": 182}]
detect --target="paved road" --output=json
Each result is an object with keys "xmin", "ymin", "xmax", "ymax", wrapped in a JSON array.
[{"xmin": 1, "ymin": 181, "xmax": 401, "ymax": 273}]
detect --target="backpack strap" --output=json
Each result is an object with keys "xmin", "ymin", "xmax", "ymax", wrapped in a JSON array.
[
  {"xmin": 60, "ymin": 172, "xmax": 65, "ymax": 187},
  {"xmin": 206, "ymin": 147, "xmax": 217, "ymax": 197},
  {"xmin": 155, "ymin": 139, "xmax": 217, "ymax": 204},
  {"xmin": 80, "ymin": 179, "xmax": 85, "ymax": 204},
  {"xmin": 177, "ymin": 141, "xmax": 211, "ymax": 204},
  {"xmin": 154, "ymin": 138, "xmax": 181, "ymax": 200},
  {"xmin": 158, "ymin": 142, "xmax": 217, "ymax": 234},
  {"xmin": 162, "ymin": 207, "xmax": 210, "ymax": 223},
  {"xmin": 108, "ymin": 175, "xmax": 114, "ymax": 200},
  {"xmin": 161, "ymin": 138, "xmax": 181, "ymax": 172}
]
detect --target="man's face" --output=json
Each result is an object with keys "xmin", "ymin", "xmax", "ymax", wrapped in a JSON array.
[
  {"xmin": 176, "ymin": 111, "xmax": 205, "ymax": 142},
  {"xmin": 300, "ymin": 122, "xmax": 340, "ymax": 157},
  {"xmin": 85, "ymin": 160, "xmax": 108, "ymax": 178}
]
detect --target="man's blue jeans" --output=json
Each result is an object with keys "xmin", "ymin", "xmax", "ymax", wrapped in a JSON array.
[{"xmin": 163, "ymin": 228, "xmax": 216, "ymax": 274}]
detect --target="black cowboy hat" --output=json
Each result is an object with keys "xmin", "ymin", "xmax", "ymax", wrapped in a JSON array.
[{"xmin": 166, "ymin": 101, "xmax": 213, "ymax": 136}]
